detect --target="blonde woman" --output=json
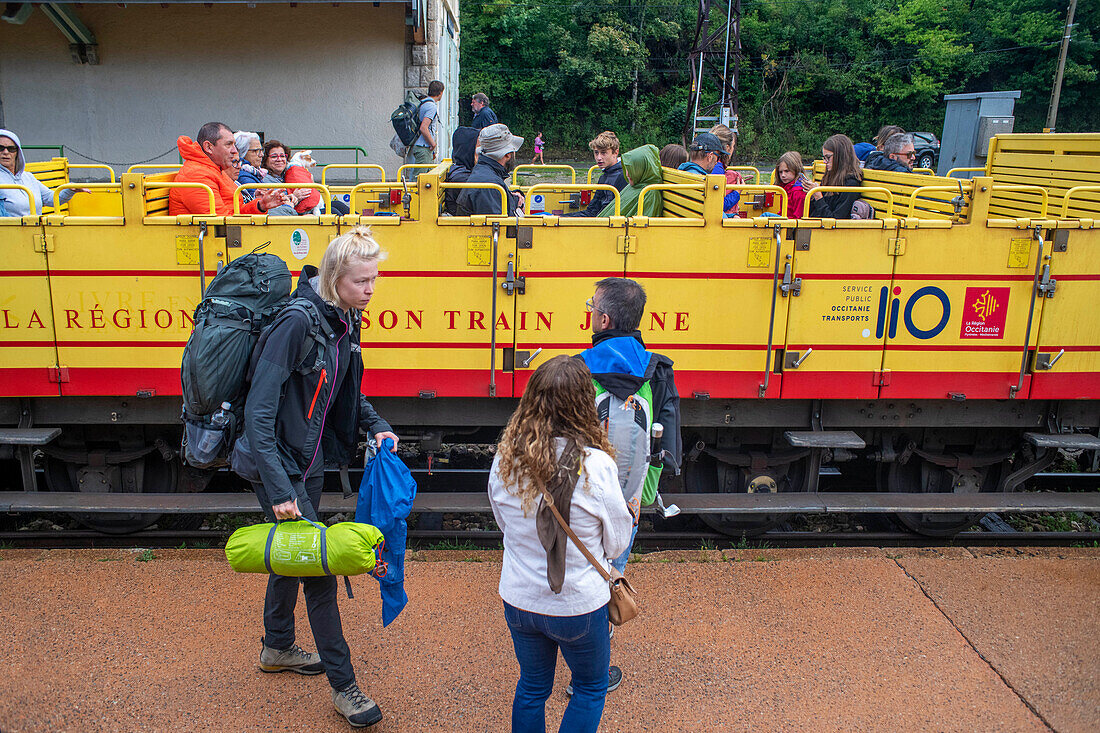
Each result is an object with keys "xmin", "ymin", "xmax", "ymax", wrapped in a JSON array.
[
  {"xmin": 232, "ymin": 225, "xmax": 398, "ymax": 729},
  {"xmin": 489, "ymin": 355, "xmax": 633, "ymax": 733}
]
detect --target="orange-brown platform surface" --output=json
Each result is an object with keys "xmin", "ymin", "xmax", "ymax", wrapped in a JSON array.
[{"xmin": 1, "ymin": 546, "xmax": 1097, "ymax": 732}]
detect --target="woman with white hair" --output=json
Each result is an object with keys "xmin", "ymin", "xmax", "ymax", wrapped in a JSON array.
[
  {"xmin": 230, "ymin": 226, "xmax": 399, "ymax": 728},
  {"xmin": 233, "ymin": 131, "xmax": 265, "ymax": 202}
]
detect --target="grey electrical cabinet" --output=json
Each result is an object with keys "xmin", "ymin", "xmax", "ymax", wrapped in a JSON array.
[{"xmin": 938, "ymin": 91, "xmax": 1021, "ymax": 177}]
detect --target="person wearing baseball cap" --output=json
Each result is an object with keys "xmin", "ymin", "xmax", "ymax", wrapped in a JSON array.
[
  {"xmin": 678, "ymin": 132, "xmax": 724, "ymax": 176},
  {"xmin": 455, "ymin": 123, "xmax": 525, "ymax": 216}
]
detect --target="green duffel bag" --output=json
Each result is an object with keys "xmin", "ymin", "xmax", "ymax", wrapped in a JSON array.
[{"xmin": 226, "ymin": 518, "xmax": 385, "ymax": 577}]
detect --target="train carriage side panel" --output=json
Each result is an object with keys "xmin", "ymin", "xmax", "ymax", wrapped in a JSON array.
[{"xmin": 0, "ymin": 216, "xmax": 61, "ymax": 396}]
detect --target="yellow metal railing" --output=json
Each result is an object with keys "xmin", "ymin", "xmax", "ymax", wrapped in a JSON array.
[
  {"xmin": 52, "ymin": 182, "xmax": 123, "ymax": 211},
  {"xmin": 397, "ymin": 164, "xmax": 437, "ymax": 181},
  {"xmin": 438, "ymin": 183, "xmax": 509, "ymax": 216},
  {"xmin": 234, "ymin": 183, "xmax": 333, "ymax": 215},
  {"xmin": 636, "ymin": 184, "xmax": 704, "ymax": 217},
  {"xmin": 512, "ymin": 165, "xmax": 577, "ymax": 186},
  {"xmin": 143, "ymin": 181, "xmax": 216, "ymax": 216},
  {"xmin": 126, "ymin": 164, "xmax": 181, "ymax": 175},
  {"xmin": 587, "ymin": 165, "xmax": 601, "ymax": 185},
  {"xmin": 729, "ymin": 166, "xmax": 761, "ymax": 183},
  {"xmin": 66, "ymin": 164, "xmax": 116, "ymax": 182},
  {"xmin": 723, "ymin": 185, "xmax": 788, "ymax": 217},
  {"xmin": 802, "ymin": 186, "xmax": 895, "ymax": 218},
  {"xmin": 526, "ymin": 184, "xmax": 621, "ymax": 217},
  {"xmin": 0, "ymin": 184, "xmax": 38, "ymax": 215},
  {"xmin": 1059, "ymin": 186, "xmax": 1100, "ymax": 218},
  {"xmin": 321, "ymin": 164, "xmax": 387, "ymax": 185},
  {"xmin": 947, "ymin": 167, "xmax": 986, "ymax": 178},
  {"xmin": 904, "ymin": 184, "xmax": 972, "ymax": 217}
]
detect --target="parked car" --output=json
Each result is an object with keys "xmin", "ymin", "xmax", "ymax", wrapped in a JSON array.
[{"xmin": 911, "ymin": 132, "xmax": 941, "ymax": 170}]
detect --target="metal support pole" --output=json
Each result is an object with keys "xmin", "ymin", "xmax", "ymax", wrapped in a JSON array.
[{"xmin": 1045, "ymin": 0, "xmax": 1077, "ymax": 133}]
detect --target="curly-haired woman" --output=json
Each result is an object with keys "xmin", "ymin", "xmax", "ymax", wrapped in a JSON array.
[{"xmin": 488, "ymin": 355, "xmax": 633, "ymax": 733}]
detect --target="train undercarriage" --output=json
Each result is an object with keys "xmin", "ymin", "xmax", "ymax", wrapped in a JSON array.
[{"xmin": 3, "ymin": 395, "xmax": 1097, "ymax": 537}]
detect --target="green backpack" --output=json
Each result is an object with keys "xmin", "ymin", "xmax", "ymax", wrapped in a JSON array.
[{"xmin": 595, "ymin": 380, "xmax": 662, "ymax": 508}]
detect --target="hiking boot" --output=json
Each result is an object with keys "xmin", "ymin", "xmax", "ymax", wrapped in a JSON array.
[
  {"xmin": 566, "ymin": 666, "xmax": 623, "ymax": 697},
  {"xmin": 333, "ymin": 683, "xmax": 383, "ymax": 728},
  {"xmin": 259, "ymin": 640, "xmax": 324, "ymax": 675}
]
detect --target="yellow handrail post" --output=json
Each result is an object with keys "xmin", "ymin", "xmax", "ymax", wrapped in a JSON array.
[
  {"xmin": 723, "ymin": 184, "xmax": 789, "ymax": 218},
  {"xmin": 511, "ymin": 165, "xmax": 578, "ymax": 186},
  {"xmin": 947, "ymin": 166, "xmax": 987, "ymax": 178},
  {"xmin": 1060, "ymin": 186, "xmax": 1100, "ymax": 218},
  {"xmin": 396, "ymin": 164, "xmax": 437, "ymax": 182},
  {"xmin": 0, "ymin": 184, "xmax": 38, "ymax": 216},
  {"xmin": 126, "ymin": 164, "xmax": 182, "ymax": 175},
  {"xmin": 586, "ymin": 165, "xmax": 600, "ymax": 185},
  {"xmin": 321, "ymin": 164, "xmax": 388, "ymax": 185},
  {"xmin": 65, "ymin": 163, "xmax": 116, "ymax": 183},
  {"xmin": 905, "ymin": 184, "xmax": 973, "ymax": 218},
  {"xmin": 990, "ymin": 184, "xmax": 1049, "ymax": 219},
  {"xmin": 526, "ymin": 184, "xmax": 621, "ymax": 217}
]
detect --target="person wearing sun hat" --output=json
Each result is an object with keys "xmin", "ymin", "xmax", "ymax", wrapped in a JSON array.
[{"xmin": 455, "ymin": 123, "xmax": 525, "ymax": 216}]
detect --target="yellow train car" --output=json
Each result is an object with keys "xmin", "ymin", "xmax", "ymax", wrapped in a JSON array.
[{"xmin": 1, "ymin": 134, "xmax": 1098, "ymax": 536}]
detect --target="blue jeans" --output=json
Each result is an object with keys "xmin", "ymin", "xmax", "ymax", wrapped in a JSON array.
[
  {"xmin": 253, "ymin": 476, "xmax": 355, "ymax": 690},
  {"xmin": 503, "ymin": 601, "xmax": 610, "ymax": 733},
  {"xmin": 611, "ymin": 522, "xmax": 639, "ymax": 573}
]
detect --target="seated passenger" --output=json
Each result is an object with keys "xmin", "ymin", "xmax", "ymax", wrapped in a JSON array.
[
  {"xmin": 443, "ymin": 127, "xmax": 479, "ymax": 216},
  {"xmin": 773, "ymin": 151, "xmax": 808, "ymax": 219},
  {"xmin": 258, "ymin": 140, "xmax": 306, "ymax": 215},
  {"xmin": 677, "ymin": 133, "xmax": 722, "ymax": 176},
  {"xmin": 170, "ymin": 122, "xmax": 287, "ymax": 216},
  {"xmin": 565, "ymin": 130, "xmax": 626, "ymax": 218},
  {"xmin": 0, "ymin": 128, "xmax": 79, "ymax": 216},
  {"xmin": 864, "ymin": 132, "xmax": 916, "ymax": 173},
  {"xmin": 854, "ymin": 124, "xmax": 905, "ymax": 162},
  {"xmin": 455, "ymin": 123, "xmax": 524, "ymax": 217},
  {"xmin": 658, "ymin": 143, "xmax": 688, "ymax": 169},
  {"xmin": 708, "ymin": 124, "xmax": 743, "ymax": 215},
  {"xmin": 804, "ymin": 134, "xmax": 863, "ymax": 219},
  {"xmin": 600, "ymin": 144, "xmax": 663, "ymax": 217},
  {"xmin": 234, "ymin": 131, "xmax": 265, "ymax": 203}
]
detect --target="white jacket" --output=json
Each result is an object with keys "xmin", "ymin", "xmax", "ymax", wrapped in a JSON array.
[
  {"xmin": 0, "ymin": 128, "xmax": 76, "ymax": 217},
  {"xmin": 488, "ymin": 439, "xmax": 633, "ymax": 616}
]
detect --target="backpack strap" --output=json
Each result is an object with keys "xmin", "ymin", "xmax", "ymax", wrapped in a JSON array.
[{"xmin": 282, "ymin": 300, "xmax": 333, "ymax": 374}]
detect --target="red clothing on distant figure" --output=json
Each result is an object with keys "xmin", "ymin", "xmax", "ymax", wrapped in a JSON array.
[{"xmin": 780, "ymin": 177, "xmax": 807, "ymax": 219}]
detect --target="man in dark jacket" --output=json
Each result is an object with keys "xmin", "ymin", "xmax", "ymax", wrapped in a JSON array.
[
  {"xmin": 565, "ymin": 130, "xmax": 626, "ymax": 217},
  {"xmin": 471, "ymin": 93, "xmax": 499, "ymax": 129},
  {"xmin": 444, "ymin": 127, "xmax": 479, "ymax": 215},
  {"xmin": 864, "ymin": 132, "xmax": 916, "ymax": 173},
  {"xmin": 455, "ymin": 123, "xmax": 524, "ymax": 216}
]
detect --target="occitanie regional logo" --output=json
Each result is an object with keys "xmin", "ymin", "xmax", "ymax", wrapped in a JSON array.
[{"xmin": 971, "ymin": 289, "xmax": 999, "ymax": 322}]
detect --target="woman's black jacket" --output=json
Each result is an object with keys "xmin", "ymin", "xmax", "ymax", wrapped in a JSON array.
[
  {"xmin": 234, "ymin": 267, "xmax": 391, "ymax": 505},
  {"xmin": 809, "ymin": 174, "xmax": 862, "ymax": 219}
]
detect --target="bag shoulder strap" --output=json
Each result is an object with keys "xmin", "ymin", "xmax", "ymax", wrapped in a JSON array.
[{"xmin": 536, "ymin": 444, "xmax": 612, "ymax": 584}]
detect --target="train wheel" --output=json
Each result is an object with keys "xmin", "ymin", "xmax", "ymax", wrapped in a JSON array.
[
  {"xmin": 684, "ymin": 445, "xmax": 809, "ymax": 538},
  {"xmin": 42, "ymin": 438, "xmax": 181, "ymax": 535},
  {"xmin": 881, "ymin": 455, "xmax": 1006, "ymax": 537}
]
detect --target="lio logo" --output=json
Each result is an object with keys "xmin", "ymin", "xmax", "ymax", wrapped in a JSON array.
[{"xmin": 875, "ymin": 285, "xmax": 951, "ymax": 340}]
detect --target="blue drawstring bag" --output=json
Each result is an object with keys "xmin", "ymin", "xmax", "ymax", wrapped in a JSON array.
[{"xmin": 355, "ymin": 438, "xmax": 417, "ymax": 626}]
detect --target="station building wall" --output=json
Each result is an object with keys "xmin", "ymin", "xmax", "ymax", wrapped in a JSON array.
[{"xmin": 0, "ymin": 3, "xmax": 412, "ymax": 176}]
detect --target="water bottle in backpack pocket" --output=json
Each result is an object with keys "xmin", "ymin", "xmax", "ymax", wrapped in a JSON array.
[{"xmin": 184, "ymin": 402, "xmax": 233, "ymax": 469}]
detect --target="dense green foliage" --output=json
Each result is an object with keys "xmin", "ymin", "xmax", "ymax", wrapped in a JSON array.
[{"xmin": 458, "ymin": 0, "xmax": 1099, "ymax": 159}]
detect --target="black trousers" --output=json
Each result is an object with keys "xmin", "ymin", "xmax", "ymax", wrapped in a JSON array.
[{"xmin": 253, "ymin": 476, "xmax": 355, "ymax": 690}]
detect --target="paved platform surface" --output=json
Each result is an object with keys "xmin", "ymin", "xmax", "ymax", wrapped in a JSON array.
[{"xmin": 0, "ymin": 546, "xmax": 1097, "ymax": 732}]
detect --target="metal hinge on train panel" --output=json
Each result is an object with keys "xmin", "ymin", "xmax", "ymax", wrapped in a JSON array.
[
  {"xmin": 33, "ymin": 234, "xmax": 55, "ymax": 253},
  {"xmin": 48, "ymin": 367, "xmax": 70, "ymax": 383},
  {"xmin": 872, "ymin": 370, "xmax": 891, "ymax": 386},
  {"xmin": 887, "ymin": 237, "xmax": 906, "ymax": 256},
  {"xmin": 506, "ymin": 225, "xmax": 533, "ymax": 249},
  {"xmin": 616, "ymin": 235, "xmax": 637, "ymax": 254}
]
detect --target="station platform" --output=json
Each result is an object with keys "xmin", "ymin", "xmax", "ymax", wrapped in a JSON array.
[{"xmin": 0, "ymin": 546, "xmax": 1096, "ymax": 732}]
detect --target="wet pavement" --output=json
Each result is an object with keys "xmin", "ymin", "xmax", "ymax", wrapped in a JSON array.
[{"xmin": 0, "ymin": 546, "xmax": 1096, "ymax": 732}]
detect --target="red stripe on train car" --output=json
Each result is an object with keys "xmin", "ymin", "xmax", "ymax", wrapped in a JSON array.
[
  {"xmin": 1028, "ymin": 373, "xmax": 1100, "ymax": 399},
  {"xmin": 879, "ymin": 371, "xmax": 1027, "ymax": 399},
  {"xmin": 0, "ymin": 368, "xmax": 61, "ymax": 397},
  {"xmin": 361, "ymin": 368, "xmax": 512, "ymax": 398},
  {"xmin": 515, "ymin": 368, "xmax": 783, "ymax": 399},
  {"xmin": 780, "ymin": 372, "xmax": 880, "ymax": 399},
  {"xmin": 48, "ymin": 270, "xmax": 220, "ymax": 278}
]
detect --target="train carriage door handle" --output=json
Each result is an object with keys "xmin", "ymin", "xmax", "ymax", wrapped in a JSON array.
[
  {"xmin": 502, "ymin": 261, "xmax": 525, "ymax": 295},
  {"xmin": 780, "ymin": 255, "xmax": 801, "ymax": 297}
]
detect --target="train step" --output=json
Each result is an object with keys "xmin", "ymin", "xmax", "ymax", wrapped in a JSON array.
[
  {"xmin": 1024, "ymin": 432, "xmax": 1100, "ymax": 450},
  {"xmin": 0, "ymin": 428, "xmax": 61, "ymax": 445},
  {"xmin": 1, "ymin": 491, "xmax": 1097, "ymax": 515},
  {"xmin": 784, "ymin": 430, "xmax": 866, "ymax": 448}
]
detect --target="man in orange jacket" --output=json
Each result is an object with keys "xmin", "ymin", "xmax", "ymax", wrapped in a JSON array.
[{"xmin": 169, "ymin": 122, "xmax": 289, "ymax": 216}]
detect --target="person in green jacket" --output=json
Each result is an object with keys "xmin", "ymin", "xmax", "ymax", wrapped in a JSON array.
[{"xmin": 599, "ymin": 144, "xmax": 663, "ymax": 217}]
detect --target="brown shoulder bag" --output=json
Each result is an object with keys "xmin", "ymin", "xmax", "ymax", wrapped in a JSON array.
[{"xmin": 538, "ymin": 465, "xmax": 639, "ymax": 626}]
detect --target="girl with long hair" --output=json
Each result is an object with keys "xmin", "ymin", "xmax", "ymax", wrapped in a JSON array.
[
  {"xmin": 804, "ymin": 133, "xmax": 863, "ymax": 219},
  {"xmin": 488, "ymin": 355, "xmax": 633, "ymax": 733}
]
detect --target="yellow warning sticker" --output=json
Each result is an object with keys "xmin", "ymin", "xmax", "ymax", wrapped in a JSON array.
[
  {"xmin": 1008, "ymin": 238, "xmax": 1032, "ymax": 269},
  {"xmin": 176, "ymin": 234, "xmax": 199, "ymax": 265},
  {"xmin": 747, "ymin": 237, "xmax": 772, "ymax": 268},
  {"xmin": 467, "ymin": 235, "xmax": 492, "ymax": 266}
]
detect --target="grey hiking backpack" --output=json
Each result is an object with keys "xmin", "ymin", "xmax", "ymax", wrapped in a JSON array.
[
  {"xmin": 595, "ymin": 380, "xmax": 657, "ymax": 510},
  {"xmin": 180, "ymin": 249, "xmax": 292, "ymax": 468}
]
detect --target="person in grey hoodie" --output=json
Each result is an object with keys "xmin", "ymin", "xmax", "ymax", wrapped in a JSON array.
[{"xmin": 0, "ymin": 129, "xmax": 79, "ymax": 216}]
